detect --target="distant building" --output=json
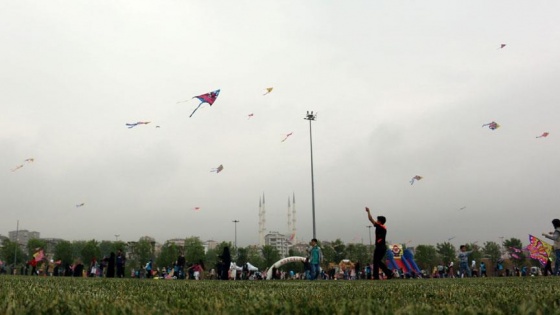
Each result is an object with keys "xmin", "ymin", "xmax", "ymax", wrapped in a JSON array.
[
  {"xmin": 204, "ymin": 240, "xmax": 218, "ymax": 253},
  {"xmin": 9, "ymin": 230, "xmax": 40, "ymax": 253},
  {"xmin": 41, "ymin": 238, "xmax": 65, "ymax": 257},
  {"xmin": 9, "ymin": 230, "xmax": 40, "ymax": 244},
  {"xmin": 291, "ymin": 242, "xmax": 310, "ymax": 256},
  {"xmin": 265, "ymin": 231, "xmax": 290, "ymax": 258}
]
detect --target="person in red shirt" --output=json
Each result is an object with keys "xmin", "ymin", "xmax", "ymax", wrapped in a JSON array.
[{"xmin": 366, "ymin": 207, "xmax": 393, "ymax": 280}]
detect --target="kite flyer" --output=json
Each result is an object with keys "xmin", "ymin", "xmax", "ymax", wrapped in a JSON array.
[{"xmin": 365, "ymin": 207, "xmax": 393, "ymax": 280}]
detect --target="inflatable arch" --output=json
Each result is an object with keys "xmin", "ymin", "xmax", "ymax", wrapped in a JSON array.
[{"xmin": 266, "ymin": 256, "xmax": 306, "ymax": 280}]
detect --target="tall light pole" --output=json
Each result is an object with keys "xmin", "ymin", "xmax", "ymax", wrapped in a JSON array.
[
  {"xmin": 232, "ymin": 220, "xmax": 240, "ymax": 248},
  {"xmin": 14, "ymin": 220, "xmax": 19, "ymax": 274},
  {"xmin": 304, "ymin": 111, "xmax": 317, "ymax": 239}
]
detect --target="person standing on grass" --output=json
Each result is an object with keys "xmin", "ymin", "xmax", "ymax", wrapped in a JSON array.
[
  {"xmin": 542, "ymin": 218, "xmax": 560, "ymax": 276},
  {"xmin": 309, "ymin": 238, "xmax": 321, "ymax": 280},
  {"xmin": 365, "ymin": 207, "xmax": 393, "ymax": 280},
  {"xmin": 116, "ymin": 250, "xmax": 126, "ymax": 278},
  {"xmin": 458, "ymin": 245, "xmax": 474, "ymax": 278}
]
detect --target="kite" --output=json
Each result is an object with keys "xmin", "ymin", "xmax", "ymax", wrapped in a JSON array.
[
  {"xmin": 447, "ymin": 236, "xmax": 456, "ymax": 241},
  {"xmin": 33, "ymin": 249, "xmax": 45, "ymax": 262},
  {"xmin": 247, "ymin": 113, "xmax": 254, "ymax": 119},
  {"xmin": 289, "ymin": 233, "xmax": 296, "ymax": 242},
  {"xmin": 179, "ymin": 89, "xmax": 221, "ymax": 118},
  {"xmin": 210, "ymin": 164, "xmax": 224, "ymax": 173},
  {"xmin": 536, "ymin": 132, "xmax": 549, "ymax": 138},
  {"xmin": 126, "ymin": 122, "xmax": 150, "ymax": 128},
  {"xmin": 11, "ymin": 158, "xmax": 34, "ymax": 172},
  {"xmin": 527, "ymin": 234, "xmax": 552, "ymax": 267},
  {"xmin": 11, "ymin": 164, "xmax": 24, "ymax": 172},
  {"xmin": 76, "ymin": 203, "xmax": 85, "ymax": 208},
  {"xmin": 482, "ymin": 121, "xmax": 500, "ymax": 130},
  {"xmin": 194, "ymin": 207, "xmax": 200, "ymax": 211},
  {"xmin": 410, "ymin": 175, "xmax": 423, "ymax": 185},
  {"xmin": 459, "ymin": 206, "xmax": 467, "ymax": 211},
  {"xmin": 263, "ymin": 87, "xmax": 273, "ymax": 95},
  {"xmin": 499, "ymin": 44, "xmax": 506, "ymax": 49},
  {"xmin": 281, "ymin": 132, "xmax": 293, "ymax": 142}
]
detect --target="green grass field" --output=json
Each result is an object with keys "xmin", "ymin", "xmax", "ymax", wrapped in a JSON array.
[{"xmin": 1, "ymin": 277, "xmax": 559, "ymax": 314}]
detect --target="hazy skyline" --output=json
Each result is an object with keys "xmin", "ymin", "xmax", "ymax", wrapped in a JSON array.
[{"xmin": 2, "ymin": 1, "xmax": 560, "ymax": 248}]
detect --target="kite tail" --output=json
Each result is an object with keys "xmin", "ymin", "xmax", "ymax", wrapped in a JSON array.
[{"xmin": 189, "ymin": 103, "xmax": 203, "ymax": 118}]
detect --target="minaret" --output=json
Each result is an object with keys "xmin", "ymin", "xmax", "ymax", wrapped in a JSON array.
[
  {"xmin": 287, "ymin": 197, "xmax": 292, "ymax": 233},
  {"xmin": 259, "ymin": 193, "xmax": 266, "ymax": 246},
  {"xmin": 292, "ymin": 192, "xmax": 297, "ymax": 244}
]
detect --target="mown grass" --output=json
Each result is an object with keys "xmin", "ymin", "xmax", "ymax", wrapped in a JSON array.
[{"xmin": 1, "ymin": 277, "xmax": 559, "ymax": 314}]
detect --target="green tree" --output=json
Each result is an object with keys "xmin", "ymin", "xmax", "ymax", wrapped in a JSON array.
[
  {"xmin": 436, "ymin": 242, "xmax": 456, "ymax": 265},
  {"xmin": 246, "ymin": 246, "xmax": 264, "ymax": 270},
  {"xmin": 503, "ymin": 238, "xmax": 526, "ymax": 268},
  {"xmin": 261, "ymin": 245, "xmax": 281, "ymax": 268},
  {"xmin": 54, "ymin": 240, "xmax": 74, "ymax": 265},
  {"xmin": 81, "ymin": 240, "xmax": 101, "ymax": 265},
  {"xmin": 98, "ymin": 240, "xmax": 127, "ymax": 259},
  {"xmin": 184, "ymin": 237, "xmax": 205, "ymax": 264},
  {"xmin": 414, "ymin": 244, "xmax": 439, "ymax": 272},
  {"xmin": 157, "ymin": 241, "xmax": 179, "ymax": 268},
  {"xmin": 330, "ymin": 239, "xmax": 347, "ymax": 263},
  {"xmin": 321, "ymin": 244, "xmax": 334, "ymax": 265},
  {"xmin": 129, "ymin": 237, "xmax": 155, "ymax": 269},
  {"xmin": 236, "ymin": 247, "xmax": 248, "ymax": 266},
  {"xmin": 0, "ymin": 239, "xmax": 26, "ymax": 268},
  {"xmin": 345, "ymin": 243, "xmax": 370, "ymax": 267},
  {"xmin": 464, "ymin": 243, "xmax": 483, "ymax": 266},
  {"xmin": 204, "ymin": 248, "xmax": 219, "ymax": 270},
  {"xmin": 72, "ymin": 241, "xmax": 87, "ymax": 263},
  {"xmin": 482, "ymin": 241, "xmax": 502, "ymax": 269}
]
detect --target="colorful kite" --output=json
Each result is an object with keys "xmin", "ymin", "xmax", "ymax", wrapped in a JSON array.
[
  {"xmin": 281, "ymin": 132, "xmax": 293, "ymax": 142},
  {"xmin": 126, "ymin": 122, "xmax": 150, "ymax": 128},
  {"xmin": 210, "ymin": 164, "xmax": 224, "ymax": 173},
  {"xmin": 247, "ymin": 113, "xmax": 254, "ymax": 119},
  {"xmin": 482, "ymin": 121, "xmax": 500, "ymax": 130},
  {"xmin": 536, "ymin": 132, "xmax": 549, "ymax": 138},
  {"xmin": 33, "ymin": 249, "xmax": 45, "ymax": 262},
  {"xmin": 527, "ymin": 234, "xmax": 552, "ymax": 267},
  {"xmin": 76, "ymin": 203, "xmax": 85, "ymax": 208},
  {"xmin": 180, "ymin": 89, "xmax": 221, "ymax": 118},
  {"xmin": 24, "ymin": 158, "xmax": 34, "ymax": 163},
  {"xmin": 410, "ymin": 175, "xmax": 423, "ymax": 185},
  {"xmin": 499, "ymin": 44, "xmax": 507, "ymax": 49},
  {"xmin": 263, "ymin": 87, "xmax": 273, "ymax": 95}
]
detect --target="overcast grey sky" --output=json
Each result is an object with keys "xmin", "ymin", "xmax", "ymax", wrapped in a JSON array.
[{"xmin": 2, "ymin": 1, "xmax": 559, "ymax": 248}]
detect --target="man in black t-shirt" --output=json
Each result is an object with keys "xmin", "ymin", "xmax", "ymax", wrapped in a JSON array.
[{"xmin": 366, "ymin": 207, "xmax": 393, "ymax": 280}]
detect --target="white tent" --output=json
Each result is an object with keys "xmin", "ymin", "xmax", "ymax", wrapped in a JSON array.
[{"xmin": 246, "ymin": 262, "xmax": 258, "ymax": 271}]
